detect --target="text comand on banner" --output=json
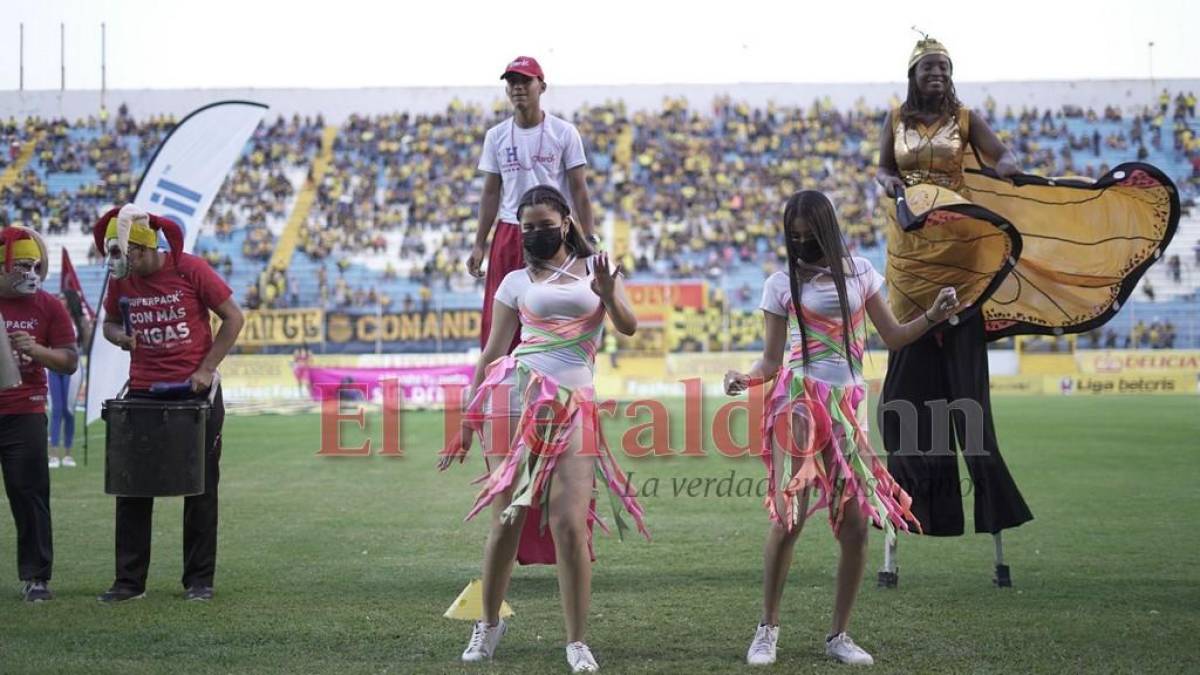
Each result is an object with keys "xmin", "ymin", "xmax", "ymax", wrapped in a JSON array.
[{"xmin": 323, "ymin": 309, "xmax": 480, "ymax": 353}]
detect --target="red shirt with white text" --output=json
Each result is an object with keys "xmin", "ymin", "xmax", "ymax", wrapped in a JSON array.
[
  {"xmin": 104, "ymin": 253, "xmax": 232, "ymax": 390},
  {"xmin": 0, "ymin": 290, "xmax": 77, "ymax": 414}
]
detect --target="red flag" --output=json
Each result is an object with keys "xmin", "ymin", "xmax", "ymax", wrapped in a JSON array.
[{"xmin": 60, "ymin": 247, "xmax": 94, "ymax": 320}]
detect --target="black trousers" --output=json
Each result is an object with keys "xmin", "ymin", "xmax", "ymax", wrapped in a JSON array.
[
  {"xmin": 113, "ymin": 386, "xmax": 224, "ymax": 592},
  {"xmin": 0, "ymin": 413, "xmax": 52, "ymax": 581},
  {"xmin": 880, "ymin": 314, "xmax": 1033, "ymax": 536}
]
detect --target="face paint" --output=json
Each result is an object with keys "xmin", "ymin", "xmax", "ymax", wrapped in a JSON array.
[
  {"xmin": 13, "ymin": 269, "xmax": 40, "ymax": 294},
  {"xmin": 107, "ymin": 244, "xmax": 130, "ymax": 279},
  {"xmin": 3, "ymin": 260, "xmax": 41, "ymax": 296}
]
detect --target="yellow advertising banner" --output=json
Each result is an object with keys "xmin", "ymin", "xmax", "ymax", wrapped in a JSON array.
[
  {"xmin": 1019, "ymin": 353, "xmax": 1078, "ymax": 376},
  {"xmin": 593, "ymin": 369, "xmax": 1198, "ymax": 400},
  {"xmin": 218, "ymin": 352, "xmax": 1199, "ymax": 402},
  {"xmin": 1075, "ymin": 350, "xmax": 1200, "ymax": 375},
  {"xmin": 988, "ymin": 375, "xmax": 1046, "ymax": 396},
  {"xmin": 219, "ymin": 355, "xmax": 307, "ymax": 400},
  {"xmin": 324, "ymin": 309, "xmax": 480, "ymax": 345},
  {"xmin": 1047, "ymin": 372, "xmax": 1198, "ymax": 396},
  {"xmin": 658, "ymin": 351, "xmax": 890, "ymax": 381},
  {"xmin": 592, "ymin": 352, "xmax": 893, "ymax": 401},
  {"xmin": 233, "ymin": 308, "xmax": 325, "ymax": 347}
]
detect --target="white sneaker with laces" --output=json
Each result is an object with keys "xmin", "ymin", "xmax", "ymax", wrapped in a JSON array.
[
  {"xmin": 746, "ymin": 623, "xmax": 779, "ymax": 666},
  {"xmin": 48, "ymin": 457, "xmax": 60, "ymax": 469},
  {"xmin": 566, "ymin": 642, "xmax": 599, "ymax": 672},
  {"xmin": 62, "ymin": 456, "xmax": 77, "ymax": 468},
  {"xmin": 825, "ymin": 632, "xmax": 874, "ymax": 665},
  {"xmin": 461, "ymin": 619, "xmax": 505, "ymax": 662}
]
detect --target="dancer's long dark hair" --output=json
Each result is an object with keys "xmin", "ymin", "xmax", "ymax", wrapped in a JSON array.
[
  {"xmin": 782, "ymin": 190, "xmax": 859, "ymax": 380},
  {"xmin": 515, "ymin": 185, "xmax": 594, "ymax": 271},
  {"xmin": 900, "ymin": 64, "xmax": 962, "ymax": 127}
]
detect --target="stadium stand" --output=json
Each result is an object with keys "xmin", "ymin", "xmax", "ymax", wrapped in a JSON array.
[{"xmin": 3, "ymin": 90, "xmax": 1197, "ymax": 349}]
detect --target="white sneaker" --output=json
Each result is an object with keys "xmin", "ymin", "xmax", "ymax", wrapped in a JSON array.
[
  {"xmin": 62, "ymin": 456, "xmax": 77, "ymax": 468},
  {"xmin": 461, "ymin": 619, "xmax": 505, "ymax": 662},
  {"xmin": 746, "ymin": 623, "xmax": 779, "ymax": 666},
  {"xmin": 566, "ymin": 642, "xmax": 599, "ymax": 672},
  {"xmin": 825, "ymin": 632, "xmax": 874, "ymax": 665},
  {"xmin": 48, "ymin": 457, "xmax": 61, "ymax": 469}
]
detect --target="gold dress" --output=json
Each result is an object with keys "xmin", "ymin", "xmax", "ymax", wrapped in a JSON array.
[
  {"xmin": 880, "ymin": 107, "xmax": 1178, "ymax": 535},
  {"xmin": 885, "ymin": 107, "xmax": 1179, "ymax": 339}
]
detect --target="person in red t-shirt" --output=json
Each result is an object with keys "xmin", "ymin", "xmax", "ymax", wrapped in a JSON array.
[
  {"xmin": 0, "ymin": 226, "xmax": 78, "ymax": 603},
  {"xmin": 92, "ymin": 205, "xmax": 244, "ymax": 603}
]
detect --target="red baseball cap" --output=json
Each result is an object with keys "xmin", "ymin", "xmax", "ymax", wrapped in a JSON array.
[{"xmin": 500, "ymin": 56, "xmax": 544, "ymax": 80}]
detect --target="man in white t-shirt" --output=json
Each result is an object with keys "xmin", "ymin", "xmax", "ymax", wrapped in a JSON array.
[{"xmin": 466, "ymin": 56, "xmax": 596, "ymax": 352}]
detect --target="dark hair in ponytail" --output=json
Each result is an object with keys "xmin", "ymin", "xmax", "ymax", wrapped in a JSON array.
[
  {"xmin": 781, "ymin": 190, "xmax": 859, "ymax": 379},
  {"xmin": 515, "ymin": 185, "xmax": 594, "ymax": 270}
]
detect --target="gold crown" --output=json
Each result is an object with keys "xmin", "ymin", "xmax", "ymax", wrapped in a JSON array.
[{"xmin": 909, "ymin": 37, "xmax": 951, "ymax": 70}]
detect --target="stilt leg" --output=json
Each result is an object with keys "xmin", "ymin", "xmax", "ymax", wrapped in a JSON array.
[
  {"xmin": 877, "ymin": 530, "xmax": 899, "ymax": 588},
  {"xmin": 993, "ymin": 532, "xmax": 1012, "ymax": 587}
]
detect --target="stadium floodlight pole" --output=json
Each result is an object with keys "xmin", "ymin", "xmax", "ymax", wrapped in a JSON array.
[
  {"xmin": 61, "ymin": 23, "xmax": 66, "ymax": 92},
  {"xmin": 1148, "ymin": 41, "xmax": 1155, "ymax": 96},
  {"xmin": 101, "ymin": 22, "xmax": 107, "ymax": 108},
  {"xmin": 19, "ymin": 23, "xmax": 23, "ymax": 92}
]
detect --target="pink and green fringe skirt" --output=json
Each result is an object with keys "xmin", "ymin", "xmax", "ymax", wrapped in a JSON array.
[
  {"xmin": 442, "ymin": 356, "xmax": 649, "ymax": 563},
  {"xmin": 761, "ymin": 366, "xmax": 921, "ymax": 537}
]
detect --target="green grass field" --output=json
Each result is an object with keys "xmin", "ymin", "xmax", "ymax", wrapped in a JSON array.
[{"xmin": 2, "ymin": 396, "xmax": 1198, "ymax": 674}]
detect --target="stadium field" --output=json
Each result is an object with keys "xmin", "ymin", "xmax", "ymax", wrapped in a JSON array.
[{"xmin": 2, "ymin": 396, "xmax": 1197, "ymax": 674}]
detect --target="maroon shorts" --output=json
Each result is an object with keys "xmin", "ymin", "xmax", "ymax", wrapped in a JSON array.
[{"xmin": 480, "ymin": 221, "xmax": 525, "ymax": 354}]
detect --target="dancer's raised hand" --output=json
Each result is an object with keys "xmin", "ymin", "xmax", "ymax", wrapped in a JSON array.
[{"xmin": 591, "ymin": 252, "xmax": 621, "ymax": 300}]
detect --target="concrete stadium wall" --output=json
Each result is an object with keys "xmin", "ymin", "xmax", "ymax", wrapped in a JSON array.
[{"xmin": 3, "ymin": 79, "xmax": 1198, "ymax": 122}]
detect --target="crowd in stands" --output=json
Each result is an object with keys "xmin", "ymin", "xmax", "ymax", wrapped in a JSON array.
[
  {"xmin": 298, "ymin": 105, "xmax": 493, "ymax": 289},
  {"xmin": 1081, "ymin": 319, "xmax": 1180, "ymax": 350},
  {"xmin": 243, "ymin": 266, "xmax": 301, "ymax": 311},
  {"xmin": 208, "ymin": 114, "xmax": 323, "ymax": 228},
  {"xmin": 2, "ymin": 92, "xmax": 1198, "ymax": 348},
  {"xmin": 197, "ymin": 114, "xmax": 325, "ymax": 283},
  {"xmin": 309, "ymin": 91, "xmax": 1199, "ymax": 304},
  {"xmin": 1, "ymin": 104, "xmax": 172, "ymax": 238}
]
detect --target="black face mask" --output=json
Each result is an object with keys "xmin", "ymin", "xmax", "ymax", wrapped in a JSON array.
[
  {"xmin": 523, "ymin": 227, "xmax": 563, "ymax": 259},
  {"xmin": 797, "ymin": 237, "xmax": 824, "ymax": 264}
]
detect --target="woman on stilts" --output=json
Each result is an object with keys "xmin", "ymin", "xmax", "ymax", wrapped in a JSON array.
[{"xmin": 876, "ymin": 35, "xmax": 1177, "ymax": 587}]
